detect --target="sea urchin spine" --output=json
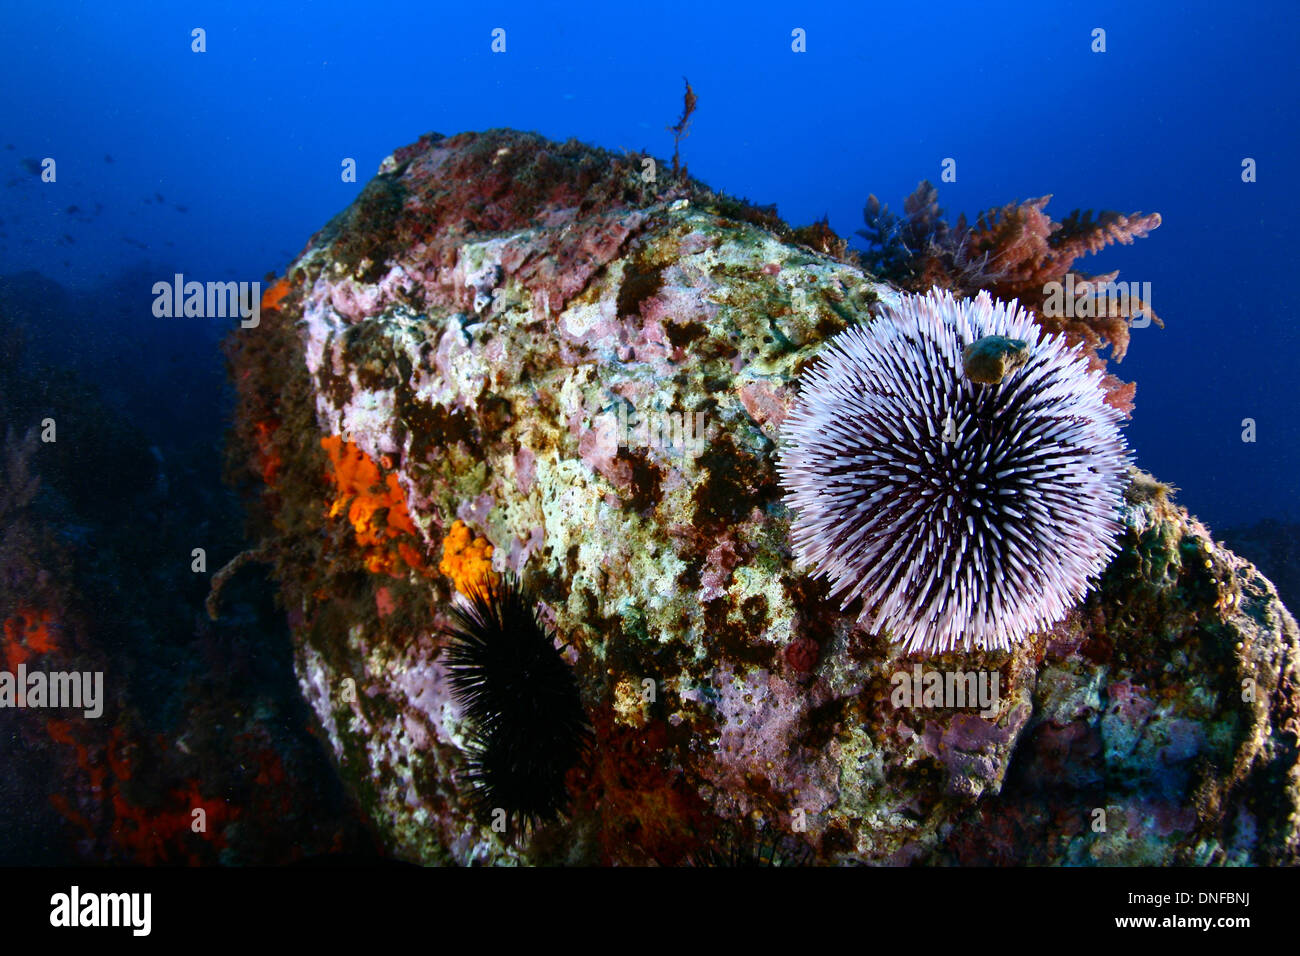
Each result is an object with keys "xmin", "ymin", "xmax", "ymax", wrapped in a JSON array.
[
  {"xmin": 777, "ymin": 289, "xmax": 1131, "ymax": 655},
  {"xmin": 443, "ymin": 572, "xmax": 590, "ymax": 831}
]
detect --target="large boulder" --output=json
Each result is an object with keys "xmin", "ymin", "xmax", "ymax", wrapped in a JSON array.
[{"xmin": 223, "ymin": 129, "xmax": 1300, "ymax": 865}]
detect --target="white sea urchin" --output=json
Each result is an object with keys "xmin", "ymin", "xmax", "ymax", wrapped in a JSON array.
[{"xmin": 777, "ymin": 288, "xmax": 1131, "ymax": 655}]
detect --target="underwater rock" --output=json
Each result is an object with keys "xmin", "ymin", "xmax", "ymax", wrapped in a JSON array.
[{"xmin": 226, "ymin": 129, "xmax": 1300, "ymax": 865}]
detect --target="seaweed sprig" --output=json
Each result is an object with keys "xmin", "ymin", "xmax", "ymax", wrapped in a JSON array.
[{"xmin": 667, "ymin": 77, "xmax": 697, "ymax": 180}]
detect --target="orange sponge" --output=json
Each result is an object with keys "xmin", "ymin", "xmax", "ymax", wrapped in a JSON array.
[
  {"xmin": 321, "ymin": 435, "xmax": 426, "ymax": 577},
  {"xmin": 3, "ymin": 607, "xmax": 58, "ymax": 671},
  {"xmin": 439, "ymin": 520, "xmax": 495, "ymax": 596},
  {"xmin": 261, "ymin": 277, "xmax": 291, "ymax": 312}
]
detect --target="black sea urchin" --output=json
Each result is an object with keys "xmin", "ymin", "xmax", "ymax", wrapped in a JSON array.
[
  {"xmin": 443, "ymin": 573, "xmax": 590, "ymax": 831},
  {"xmin": 777, "ymin": 289, "xmax": 1130, "ymax": 655}
]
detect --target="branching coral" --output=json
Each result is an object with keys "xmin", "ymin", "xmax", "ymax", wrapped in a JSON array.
[
  {"xmin": 965, "ymin": 199, "xmax": 1162, "ymax": 356},
  {"xmin": 859, "ymin": 181, "xmax": 954, "ymax": 283},
  {"xmin": 857, "ymin": 181, "xmax": 1161, "ymax": 413}
]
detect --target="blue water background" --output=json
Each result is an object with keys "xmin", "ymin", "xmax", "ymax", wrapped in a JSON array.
[{"xmin": 1, "ymin": 0, "xmax": 1295, "ymax": 530}]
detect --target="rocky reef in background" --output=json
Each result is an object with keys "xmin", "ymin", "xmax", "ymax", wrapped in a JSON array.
[
  {"xmin": 0, "ymin": 279, "xmax": 376, "ymax": 864},
  {"xmin": 223, "ymin": 129, "xmax": 1300, "ymax": 865}
]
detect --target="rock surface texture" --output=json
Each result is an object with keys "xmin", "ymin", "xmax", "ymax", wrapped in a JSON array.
[{"xmin": 225, "ymin": 129, "xmax": 1300, "ymax": 865}]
